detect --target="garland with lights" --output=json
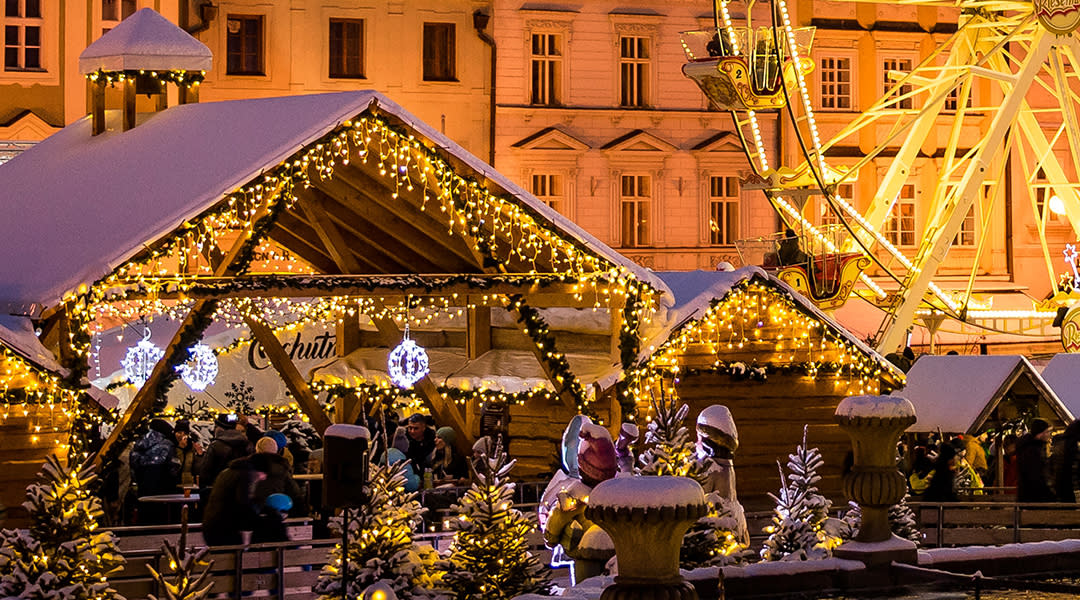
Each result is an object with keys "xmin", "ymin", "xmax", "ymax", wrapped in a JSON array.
[
  {"xmin": 507, "ymin": 295, "xmax": 593, "ymax": 416},
  {"xmin": 86, "ymin": 68, "xmax": 206, "ymax": 88}
]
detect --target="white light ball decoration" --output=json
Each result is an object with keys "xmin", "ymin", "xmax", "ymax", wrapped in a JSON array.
[
  {"xmin": 177, "ymin": 343, "xmax": 219, "ymax": 392},
  {"xmin": 121, "ymin": 330, "xmax": 165, "ymax": 388},
  {"xmin": 388, "ymin": 337, "xmax": 430, "ymax": 389}
]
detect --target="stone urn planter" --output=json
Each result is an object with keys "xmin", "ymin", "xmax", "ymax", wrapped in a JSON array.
[
  {"xmin": 585, "ymin": 476, "xmax": 709, "ymax": 600},
  {"xmin": 834, "ymin": 394, "xmax": 918, "ymax": 566}
]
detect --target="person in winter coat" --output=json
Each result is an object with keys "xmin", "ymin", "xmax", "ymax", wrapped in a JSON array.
[
  {"xmin": 251, "ymin": 493, "xmax": 293, "ymax": 544},
  {"xmin": 202, "ymin": 456, "xmax": 262, "ymax": 547},
  {"xmin": 923, "ymin": 443, "xmax": 958, "ymax": 503},
  {"xmin": 404, "ymin": 413, "xmax": 435, "ymax": 476},
  {"xmin": 249, "ymin": 436, "xmax": 308, "ymax": 517},
  {"xmin": 173, "ymin": 420, "xmax": 205, "ymax": 488},
  {"xmin": 1052, "ymin": 420, "xmax": 1080, "ymax": 502},
  {"xmin": 130, "ymin": 419, "xmax": 180, "ymax": 496},
  {"xmin": 200, "ymin": 414, "xmax": 252, "ymax": 488},
  {"xmin": 1017, "ymin": 419, "xmax": 1056, "ymax": 503},
  {"xmin": 429, "ymin": 427, "xmax": 468, "ymax": 486}
]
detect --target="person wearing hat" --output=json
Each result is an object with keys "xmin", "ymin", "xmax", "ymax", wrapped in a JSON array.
[
  {"xmin": 250, "ymin": 436, "xmax": 307, "ymax": 517},
  {"xmin": 430, "ymin": 427, "xmax": 468, "ymax": 486},
  {"xmin": 1017, "ymin": 419, "xmax": 1056, "ymax": 502},
  {"xmin": 200, "ymin": 413, "xmax": 253, "ymax": 489},
  {"xmin": 251, "ymin": 493, "xmax": 293, "ymax": 544}
]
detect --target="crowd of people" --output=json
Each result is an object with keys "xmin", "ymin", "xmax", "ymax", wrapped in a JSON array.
[
  {"xmin": 121, "ymin": 410, "xmax": 492, "ymax": 546},
  {"xmin": 903, "ymin": 418, "xmax": 1080, "ymax": 503}
]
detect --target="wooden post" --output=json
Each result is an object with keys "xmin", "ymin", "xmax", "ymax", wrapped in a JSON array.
[
  {"xmin": 90, "ymin": 79, "xmax": 106, "ymax": 136},
  {"xmin": 244, "ymin": 315, "xmax": 332, "ymax": 434},
  {"xmin": 466, "ymin": 302, "xmax": 491, "ymax": 359},
  {"xmin": 122, "ymin": 77, "xmax": 136, "ymax": 131},
  {"xmin": 336, "ymin": 304, "xmax": 361, "ymax": 358},
  {"xmin": 179, "ymin": 84, "xmax": 199, "ymax": 105},
  {"xmin": 609, "ymin": 296, "xmax": 626, "ymax": 365},
  {"xmin": 155, "ymin": 82, "xmax": 168, "ymax": 112}
]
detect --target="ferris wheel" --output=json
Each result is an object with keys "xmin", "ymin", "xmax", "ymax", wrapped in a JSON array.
[{"xmin": 682, "ymin": 0, "xmax": 1080, "ymax": 353}]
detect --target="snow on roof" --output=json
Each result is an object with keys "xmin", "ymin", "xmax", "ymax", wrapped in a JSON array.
[
  {"xmin": 645, "ymin": 268, "xmax": 902, "ymax": 380},
  {"xmin": 893, "ymin": 355, "xmax": 1070, "ymax": 433},
  {"xmin": 79, "ymin": 8, "xmax": 212, "ymax": 73},
  {"xmin": 0, "ymin": 315, "xmax": 67, "ymax": 376},
  {"xmin": 1039, "ymin": 353, "xmax": 1080, "ymax": 421},
  {"xmin": 0, "ymin": 91, "xmax": 669, "ymax": 312}
]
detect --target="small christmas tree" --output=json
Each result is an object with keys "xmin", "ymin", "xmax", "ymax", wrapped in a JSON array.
[
  {"xmin": 637, "ymin": 390, "xmax": 700, "ymax": 480},
  {"xmin": 147, "ymin": 541, "xmax": 214, "ymax": 600},
  {"xmin": 760, "ymin": 426, "xmax": 840, "ymax": 561},
  {"xmin": 441, "ymin": 443, "xmax": 551, "ymax": 600},
  {"xmin": 314, "ymin": 450, "xmax": 443, "ymax": 600},
  {"xmin": 637, "ymin": 391, "xmax": 747, "ymax": 567},
  {"xmin": 0, "ymin": 455, "xmax": 126, "ymax": 600}
]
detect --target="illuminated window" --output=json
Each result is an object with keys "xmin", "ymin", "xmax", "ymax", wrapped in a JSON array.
[
  {"xmin": 226, "ymin": 15, "xmax": 264, "ymax": 75},
  {"xmin": 885, "ymin": 184, "xmax": 916, "ymax": 246},
  {"xmin": 329, "ymin": 19, "xmax": 364, "ymax": 78},
  {"xmin": 708, "ymin": 176, "xmax": 739, "ymax": 245},
  {"xmin": 883, "ymin": 57, "xmax": 913, "ymax": 109},
  {"xmin": 4, "ymin": 0, "xmax": 42, "ymax": 71},
  {"xmin": 532, "ymin": 173, "xmax": 564, "ymax": 213},
  {"xmin": 619, "ymin": 36, "xmax": 649, "ymax": 107},
  {"xmin": 620, "ymin": 174, "xmax": 651, "ymax": 247},
  {"xmin": 819, "ymin": 56, "xmax": 852, "ymax": 110},
  {"xmin": 530, "ymin": 32, "xmax": 562, "ymax": 105},
  {"xmin": 423, "ymin": 22, "xmax": 455, "ymax": 81}
]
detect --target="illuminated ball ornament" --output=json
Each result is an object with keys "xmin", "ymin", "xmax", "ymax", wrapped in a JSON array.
[
  {"xmin": 121, "ymin": 328, "xmax": 165, "ymax": 388},
  {"xmin": 176, "ymin": 343, "xmax": 219, "ymax": 391},
  {"xmin": 388, "ymin": 325, "xmax": 429, "ymax": 389}
]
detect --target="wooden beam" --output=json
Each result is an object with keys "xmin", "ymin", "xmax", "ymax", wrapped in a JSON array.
[
  {"xmin": 298, "ymin": 196, "xmax": 364, "ymax": 273},
  {"xmin": 287, "ymin": 204, "xmax": 410, "ymax": 273},
  {"xmin": 336, "ymin": 306, "xmax": 361, "ymax": 357},
  {"xmin": 178, "ymin": 84, "xmax": 198, "ymax": 105},
  {"xmin": 343, "ymin": 392, "xmax": 366, "ymax": 426},
  {"xmin": 512, "ymin": 304, "xmax": 578, "ymax": 411},
  {"xmin": 309, "ymin": 177, "xmax": 474, "ymax": 272},
  {"xmin": 335, "ymin": 163, "xmax": 488, "ymax": 269},
  {"xmin": 244, "ymin": 315, "xmax": 332, "ymax": 434},
  {"xmin": 466, "ymin": 302, "xmax": 491, "ymax": 359},
  {"xmin": 90, "ymin": 79, "xmax": 105, "ymax": 136},
  {"xmin": 609, "ymin": 295, "xmax": 626, "ymax": 365},
  {"xmin": 267, "ymin": 224, "xmax": 356, "ymax": 274},
  {"xmin": 107, "ymin": 274, "xmax": 598, "ymax": 304}
]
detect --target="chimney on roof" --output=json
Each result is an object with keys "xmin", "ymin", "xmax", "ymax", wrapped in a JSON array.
[{"xmin": 78, "ymin": 8, "xmax": 213, "ymax": 135}]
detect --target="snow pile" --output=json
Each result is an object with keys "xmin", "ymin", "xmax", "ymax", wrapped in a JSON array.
[
  {"xmin": 589, "ymin": 476, "xmax": 705, "ymax": 510},
  {"xmin": 835, "ymin": 395, "xmax": 916, "ymax": 420},
  {"xmin": 918, "ymin": 539, "xmax": 1080, "ymax": 566}
]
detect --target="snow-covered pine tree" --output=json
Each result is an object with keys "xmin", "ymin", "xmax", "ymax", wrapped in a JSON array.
[
  {"xmin": 0, "ymin": 455, "xmax": 126, "ymax": 600},
  {"xmin": 147, "ymin": 541, "xmax": 214, "ymax": 600},
  {"xmin": 637, "ymin": 391, "xmax": 747, "ymax": 567},
  {"xmin": 760, "ymin": 426, "xmax": 840, "ymax": 561},
  {"xmin": 637, "ymin": 390, "xmax": 699, "ymax": 479},
  {"xmin": 441, "ymin": 444, "xmax": 551, "ymax": 600},
  {"xmin": 314, "ymin": 450, "xmax": 443, "ymax": 600}
]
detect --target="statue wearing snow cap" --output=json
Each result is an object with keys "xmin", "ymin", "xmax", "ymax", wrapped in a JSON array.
[
  {"xmin": 696, "ymin": 404, "xmax": 749, "ymax": 545},
  {"xmin": 538, "ymin": 415, "xmax": 617, "ymax": 585}
]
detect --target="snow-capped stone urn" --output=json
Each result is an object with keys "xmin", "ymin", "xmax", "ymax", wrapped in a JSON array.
[
  {"xmin": 585, "ymin": 476, "xmax": 709, "ymax": 600},
  {"xmin": 834, "ymin": 395, "xmax": 917, "ymax": 543}
]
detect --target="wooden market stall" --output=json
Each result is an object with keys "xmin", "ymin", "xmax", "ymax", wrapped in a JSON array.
[
  {"xmin": 0, "ymin": 34, "xmax": 669, "ymax": 472},
  {"xmin": 630, "ymin": 268, "xmax": 906, "ymax": 505},
  {"xmin": 898, "ymin": 355, "xmax": 1072, "ymax": 435}
]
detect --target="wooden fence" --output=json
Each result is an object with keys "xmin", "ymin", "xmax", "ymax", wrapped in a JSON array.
[{"xmin": 911, "ymin": 501, "xmax": 1080, "ymax": 547}]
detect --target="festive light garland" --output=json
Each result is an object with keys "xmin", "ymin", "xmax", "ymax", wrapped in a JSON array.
[{"xmin": 85, "ymin": 68, "xmax": 206, "ymax": 88}]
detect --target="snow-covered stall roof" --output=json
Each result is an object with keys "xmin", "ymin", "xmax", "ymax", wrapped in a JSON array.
[
  {"xmin": 893, "ymin": 355, "xmax": 1071, "ymax": 434},
  {"xmin": 78, "ymin": 8, "xmax": 212, "ymax": 73},
  {"xmin": 0, "ymin": 91, "xmax": 669, "ymax": 313},
  {"xmin": 1039, "ymin": 353, "xmax": 1080, "ymax": 421},
  {"xmin": 643, "ymin": 268, "xmax": 903, "ymax": 381},
  {"xmin": 0, "ymin": 315, "xmax": 67, "ymax": 376}
]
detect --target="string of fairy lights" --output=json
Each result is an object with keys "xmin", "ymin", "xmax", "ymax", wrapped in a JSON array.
[
  {"xmin": 623, "ymin": 278, "xmax": 903, "ymax": 415},
  {"xmin": 1, "ymin": 104, "xmax": 901, "ymax": 463}
]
